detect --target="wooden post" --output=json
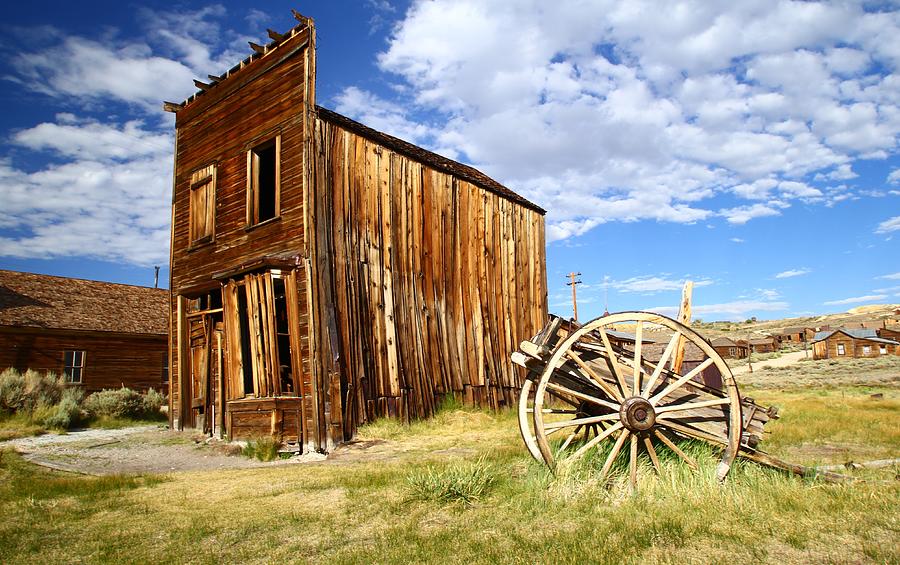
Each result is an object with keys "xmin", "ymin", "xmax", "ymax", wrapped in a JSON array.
[
  {"xmin": 671, "ymin": 280, "xmax": 693, "ymax": 374},
  {"xmin": 566, "ymin": 272, "xmax": 582, "ymax": 322}
]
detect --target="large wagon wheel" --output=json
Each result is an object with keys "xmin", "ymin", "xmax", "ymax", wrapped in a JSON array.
[{"xmin": 531, "ymin": 312, "xmax": 743, "ymax": 489}]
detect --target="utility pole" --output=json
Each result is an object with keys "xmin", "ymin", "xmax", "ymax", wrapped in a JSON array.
[
  {"xmin": 154, "ymin": 266, "xmax": 160, "ymax": 289},
  {"xmin": 603, "ymin": 275, "xmax": 610, "ymax": 316},
  {"xmin": 566, "ymin": 272, "xmax": 582, "ymax": 322}
]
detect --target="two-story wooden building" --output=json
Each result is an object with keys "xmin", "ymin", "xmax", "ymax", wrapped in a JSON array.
[{"xmin": 164, "ymin": 14, "xmax": 548, "ymax": 452}]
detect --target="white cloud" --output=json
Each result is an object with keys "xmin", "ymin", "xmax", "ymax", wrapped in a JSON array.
[
  {"xmin": 648, "ymin": 299, "xmax": 789, "ymax": 320},
  {"xmin": 877, "ymin": 272, "xmax": 900, "ymax": 280},
  {"xmin": 369, "ymin": 1, "xmax": 900, "ymax": 240},
  {"xmin": 875, "ymin": 215, "xmax": 900, "ymax": 234},
  {"xmin": 720, "ymin": 203, "xmax": 783, "ymax": 224},
  {"xmin": 730, "ymin": 237, "xmax": 744, "ymax": 243},
  {"xmin": 888, "ymin": 169, "xmax": 900, "ymax": 185},
  {"xmin": 0, "ymin": 118, "xmax": 172, "ymax": 265},
  {"xmin": 774, "ymin": 268, "xmax": 811, "ymax": 279},
  {"xmin": 8, "ymin": 7, "xmax": 256, "ymax": 112},
  {"xmin": 612, "ymin": 275, "xmax": 713, "ymax": 295},
  {"xmin": 823, "ymin": 294, "xmax": 889, "ymax": 306}
]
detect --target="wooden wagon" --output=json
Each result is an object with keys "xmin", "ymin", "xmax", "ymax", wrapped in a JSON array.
[{"xmin": 512, "ymin": 312, "xmax": 836, "ymax": 489}]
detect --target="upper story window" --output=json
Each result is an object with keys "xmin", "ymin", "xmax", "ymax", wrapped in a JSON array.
[
  {"xmin": 247, "ymin": 136, "xmax": 281, "ymax": 226},
  {"xmin": 189, "ymin": 164, "xmax": 216, "ymax": 245},
  {"xmin": 64, "ymin": 350, "xmax": 86, "ymax": 384}
]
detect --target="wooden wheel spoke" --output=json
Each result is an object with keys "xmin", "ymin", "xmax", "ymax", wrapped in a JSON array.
[
  {"xmin": 655, "ymin": 397, "xmax": 731, "ymax": 415},
  {"xmin": 658, "ymin": 419, "xmax": 727, "ymax": 448},
  {"xmin": 642, "ymin": 331, "xmax": 681, "ymax": 397},
  {"xmin": 598, "ymin": 428, "xmax": 630, "ymax": 478},
  {"xmin": 649, "ymin": 357, "xmax": 715, "ymax": 406},
  {"xmin": 546, "ymin": 381, "xmax": 620, "ymax": 412},
  {"xmin": 632, "ymin": 322, "xmax": 643, "ymax": 395},
  {"xmin": 652, "ymin": 429, "xmax": 698, "ymax": 470},
  {"xmin": 596, "ymin": 327, "xmax": 631, "ymax": 398},
  {"xmin": 569, "ymin": 422, "xmax": 624, "ymax": 462},
  {"xmin": 526, "ymin": 408, "xmax": 580, "ymax": 415},
  {"xmin": 629, "ymin": 433, "xmax": 638, "ymax": 490},
  {"xmin": 558, "ymin": 425, "xmax": 583, "ymax": 452},
  {"xmin": 643, "ymin": 434, "xmax": 662, "ymax": 474},
  {"xmin": 564, "ymin": 349, "xmax": 624, "ymax": 402},
  {"xmin": 543, "ymin": 413, "xmax": 621, "ymax": 431}
]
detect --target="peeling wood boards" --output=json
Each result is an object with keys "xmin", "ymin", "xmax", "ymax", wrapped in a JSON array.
[{"xmin": 310, "ymin": 120, "xmax": 548, "ymax": 433}]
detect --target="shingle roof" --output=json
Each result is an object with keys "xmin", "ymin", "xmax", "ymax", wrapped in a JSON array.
[
  {"xmin": 0, "ymin": 270, "xmax": 168, "ymax": 335},
  {"xmin": 711, "ymin": 337, "xmax": 740, "ymax": 347},
  {"xmin": 812, "ymin": 328, "xmax": 899, "ymax": 345}
]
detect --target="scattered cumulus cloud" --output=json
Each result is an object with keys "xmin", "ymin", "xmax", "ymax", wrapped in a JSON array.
[
  {"xmin": 611, "ymin": 275, "xmax": 713, "ymax": 295},
  {"xmin": 336, "ymin": 0, "xmax": 900, "ymax": 241},
  {"xmin": 823, "ymin": 294, "xmax": 889, "ymax": 306},
  {"xmin": 877, "ymin": 272, "xmax": 900, "ymax": 280},
  {"xmin": 875, "ymin": 215, "xmax": 900, "ymax": 234},
  {"xmin": 774, "ymin": 268, "xmax": 811, "ymax": 279}
]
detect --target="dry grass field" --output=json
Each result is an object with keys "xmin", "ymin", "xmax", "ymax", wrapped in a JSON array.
[{"xmin": 1, "ymin": 357, "xmax": 898, "ymax": 564}]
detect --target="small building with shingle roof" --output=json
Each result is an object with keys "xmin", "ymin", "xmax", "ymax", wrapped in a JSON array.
[
  {"xmin": 710, "ymin": 336, "xmax": 748, "ymax": 359},
  {"xmin": 811, "ymin": 328, "xmax": 900, "ymax": 360},
  {"xmin": 0, "ymin": 270, "xmax": 169, "ymax": 393}
]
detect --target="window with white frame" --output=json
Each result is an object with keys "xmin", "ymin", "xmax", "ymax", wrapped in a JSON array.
[
  {"xmin": 837, "ymin": 343, "xmax": 845, "ymax": 355},
  {"xmin": 862, "ymin": 345, "xmax": 871, "ymax": 355},
  {"xmin": 64, "ymin": 350, "xmax": 86, "ymax": 383},
  {"xmin": 880, "ymin": 345, "xmax": 887, "ymax": 355}
]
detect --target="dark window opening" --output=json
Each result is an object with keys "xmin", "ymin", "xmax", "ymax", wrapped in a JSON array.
[
  {"xmin": 273, "ymin": 277, "xmax": 293, "ymax": 394},
  {"xmin": 237, "ymin": 287, "xmax": 255, "ymax": 396},
  {"xmin": 248, "ymin": 137, "xmax": 279, "ymax": 225},
  {"xmin": 64, "ymin": 350, "xmax": 85, "ymax": 384}
]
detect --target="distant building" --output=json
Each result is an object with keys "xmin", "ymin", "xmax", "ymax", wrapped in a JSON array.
[
  {"xmin": 748, "ymin": 336, "xmax": 778, "ymax": 353},
  {"xmin": 0, "ymin": 270, "xmax": 169, "ymax": 393},
  {"xmin": 710, "ymin": 337, "xmax": 748, "ymax": 359},
  {"xmin": 811, "ymin": 328, "xmax": 900, "ymax": 359},
  {"xmin": 776, "ymin": 327, "xmax": 815, "ymax": 344}
]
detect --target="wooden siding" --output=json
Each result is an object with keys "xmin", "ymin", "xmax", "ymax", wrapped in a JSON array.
[
  {"xmin": 309, "ymin": 120, "xmax": 548, "ymax": 434},
  {"xmin": 0, "ymin": 327, "xmax": 168, "ymax": 393},
  {"xmin": 812, "ymin": 333, "xmax": 900, "ymax": 359},
  {"xmin": 167, "ymin": 18, "xmax": 548, "ymax": 451},
  {"xmin": 168, "ymin": 29, "xmax": 314, "ymax": 435}
]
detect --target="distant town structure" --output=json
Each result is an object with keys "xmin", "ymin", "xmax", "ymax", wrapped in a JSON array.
[
  {"xmin": 0, "ymin": 270, "xmax": 169, "ymax": 393},
  {"xmin": 776, "ymin": 327, "xmax": 815, "ymax": 344},
  {"xmin": 811, "ymin": 328, "xmax": 900, "ymax": 359},
  {"xmin": 163, "ymin": 14, "xmax": 547, "ymax": 451},
  {"xmin": 747, "ymin": 336, "xmax": 778, "ymax": 353},
  {"xmin": 710, "ymin": 337, "xmax": 748, "ymax": 359}
]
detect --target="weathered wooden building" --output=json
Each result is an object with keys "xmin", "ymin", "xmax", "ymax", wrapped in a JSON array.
[
  {"xmin": 776, "ymin": 327, "xmax": 814, "ymax": 344},
  {"xmin": 811, "ymin": 328, "xmax": 900, "ymax": 359},
  {"xmin": 0, "ymin": 270, "xmax": 169, "ymax": 393},
  {"xmin": 164, "ymin": 15, "xmax": 547, "ymax": 451},
  {"xmin": 747, "ymin": 336, "xmax": 777, "ymax": 353},
  {"xmin": 710, "ymin": 337, "xmax": 748, "ymax": 359}
]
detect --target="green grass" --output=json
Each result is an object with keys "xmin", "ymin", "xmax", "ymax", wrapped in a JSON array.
[
  {"xmin": 0, "ymin": 384, "xmax": 897, "ymax": 564},
  {"xmin": 241, "ymin": 436, "xmax": 282, "ymax": 461}
]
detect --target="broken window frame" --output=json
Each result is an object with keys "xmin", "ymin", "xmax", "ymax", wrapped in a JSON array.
[
  {"xmin": 63, "ymin": 350, "xmax": 86, "ymax": 384},
  {"xmin": 223, "ymin": 269, "xmax": 301, "ymax": 400},
  {"xmin": 189, "ymin": 163, "xmax": 216, "ymax": 246},
  {"xmin": 246, "ymin": 135, "xmax": 281, "ymax": 227}
]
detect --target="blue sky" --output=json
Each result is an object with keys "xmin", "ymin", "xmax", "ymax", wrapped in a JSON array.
[{"xmin": 0, "ymin": 1, "xmax": 898, "ymax": 321}]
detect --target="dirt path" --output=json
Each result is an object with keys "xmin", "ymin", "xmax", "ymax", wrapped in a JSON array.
[
  {"xmin": 0, "ymin": 426, "xmax": 332, "ymax": 475},
  {"xmin": 730, "ymin": 350, "xmax": 808, "ymax": 376}
]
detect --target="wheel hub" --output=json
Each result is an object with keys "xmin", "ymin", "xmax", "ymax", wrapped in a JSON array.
[{"xmin": 620, "ymin": 396, "xmax": 656, "ymax": 432}]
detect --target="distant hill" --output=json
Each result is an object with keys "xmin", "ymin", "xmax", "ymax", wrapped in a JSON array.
[{"xmin": 692, "ymin": 304, "xmax": 900, "ymax": 339}]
